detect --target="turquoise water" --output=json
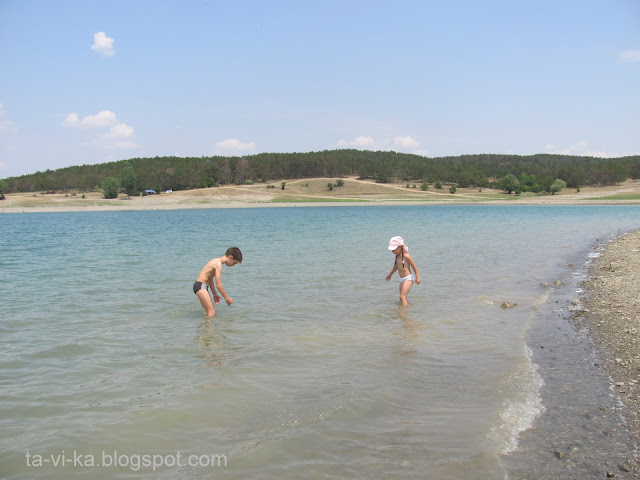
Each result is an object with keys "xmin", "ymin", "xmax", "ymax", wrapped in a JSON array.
[{"xmin": 1, "ymin": 205, "xmax": 638, "ymax": 479}]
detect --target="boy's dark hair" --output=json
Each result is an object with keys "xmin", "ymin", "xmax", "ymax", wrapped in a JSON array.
[{"xmin": 226, "ymin": 247, "xmax": 242, "ymax": 263}]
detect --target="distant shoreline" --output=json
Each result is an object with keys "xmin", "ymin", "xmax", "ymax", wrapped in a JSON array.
[{"xmin": 2, "ymin": 177, "xmax": 640, "ymax": 213}]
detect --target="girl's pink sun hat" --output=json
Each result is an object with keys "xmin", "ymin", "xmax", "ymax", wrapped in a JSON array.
[{"xmin": 388, "ymin": 236, "xmax": 407, "ymax": 251}]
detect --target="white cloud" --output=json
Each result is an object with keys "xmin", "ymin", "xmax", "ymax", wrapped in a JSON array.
[
  {"xmin": 91, "ymin": 32, "xmax": 115, "ymax": 57},
  {"xmin": 62, "ymin": 109, "xmax": 136, "ymax": 149},
  {"xmin": 394, "ymin": 136, "xmax": 420, "ymax": 149},
  {"xmin": 97, "ymin": 123, "xmax": 137, "ymax": 149},
  {"xmin": 336, "ymin": 135, "xmax": 427, "ymax": 156},
  {"xmin": 544, "ymin": 141, "xmax": 635, "ymax": 158},
  {"xmin": 411, "ymin": 149, "xmax": 429, "ymax": 156},
  {"xmin": 214, "ymin": 138, "xmax": 256, "ymax": 154},
  {"xmin": 544, "ymin": 141, "xmax": 587, "ymax": 156},
  {"xmin": 62, "ymin": 110, "xmax": 117, "ymax": 129},
  {"xmin": 336, "ymin": 136, "xmax": 377, "ymax": 149},
  {"xmin": 83, "ymin": 110, "xmax": 117, "ymax": 128},
  {"xmin": 61, "ymin": 113, "xmax": 80, "ymax": 128},
  {"xmin": 352, "ymin": 136, "xmax": 376, "ymax": 148},
  {"xmin": 394, "ymin": 136, "xmax": 428, "ymax": 156},
  {"xmin": 618, "ymin": 50, "xmax": 640, "ymax": 63}
]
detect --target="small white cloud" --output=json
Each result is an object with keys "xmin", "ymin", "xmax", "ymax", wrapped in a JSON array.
[
  {"xmin": 545, "ymin": 141, "xmax": 588, "ymax": 156},
  {"xmin": 353, "ymin": 136, "xmax": 376, "ymax": 148},
  {"xmin": 337, "ymin": 135, "xmax": 428, "ymax": 155},
  {"xmin": 91, "ymin": 32, "xmax": 115, "ymax": 57},
  {"xmin": 83, "ymin": 110, "xmax": 117, "ymax": 128},
  {"xmin": 62, "ymin": 113, "xmax": 80, "ymax": 128},
  {"xmin": 108, "ymin": 123, "xmax": 134, "ymax": 138},
  {"xmin": 394, "ymin": 137, "xmax": 428, "ymax": 156},
  {"xmin": 394, "ymin": 136, "xmax": 420, "ymax": 149},
  {"xmin": 411, "ymin": 149, "xmax": 429, "ymax": 156},
  {"xmin": 214, "ymin": 138, "xmax": 256, "ymax": 153},
  {"xmin": 618, "ymin": 50, "xmax": 640, "ymax": 63},
  {"xmin": 97, "ymin": 123, "xmax": 137, "ymax": 149},
  {"xmin": 62, "ymin": 110, "xmax": 117, "ymax": 129},
  {"xmin": 62, "ymin": 109, "xmax": 136, "ymax": 149},
  {"xmin": 544, "ymin": 141, "xmax": 635, "ymax": 158},
  {"xmin": 337, "ymin": 136, "xmax": 377, "ymax": 149}
]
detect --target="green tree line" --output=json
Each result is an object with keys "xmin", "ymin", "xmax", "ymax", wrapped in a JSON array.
[{"xmin": 2, "ymin": 150, "xmax": 639, "ymax": 194}]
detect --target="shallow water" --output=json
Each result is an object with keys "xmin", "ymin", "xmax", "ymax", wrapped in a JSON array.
[{"xmin": 1, "ymin": 205, "xmax": 638, "ymax": 479}]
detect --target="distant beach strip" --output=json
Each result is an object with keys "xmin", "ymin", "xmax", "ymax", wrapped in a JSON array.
[{"xmin": 1, "ymin": 178, "xmax": 640, "ymax": 213}]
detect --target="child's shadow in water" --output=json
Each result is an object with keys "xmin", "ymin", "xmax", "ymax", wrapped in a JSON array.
[
  {"xmin": 194, "ymin": 318, "xmax": 229, "ymax": 367},
  {"xmin": 398, "ymin": 306, "xmax": 420, "ymax": 339}
]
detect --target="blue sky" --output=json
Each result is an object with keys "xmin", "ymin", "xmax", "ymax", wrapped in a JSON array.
[{"xmin": 1, "ymin": 0, "xmax": 638, "ymax": 178}]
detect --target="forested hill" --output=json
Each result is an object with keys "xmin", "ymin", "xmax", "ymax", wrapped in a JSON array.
[{"xmin": 2, "ymin": 150, "xmax": 639, "ymax": 194}]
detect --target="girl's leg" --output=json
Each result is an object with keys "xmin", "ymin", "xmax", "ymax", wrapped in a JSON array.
[
  {"xmin": 196, "ymin": 289, "xmax": 216, "ymax": 316},
  {"xmin": 399, "ymin": 280, "xmax": 413, "ymax": 306}
]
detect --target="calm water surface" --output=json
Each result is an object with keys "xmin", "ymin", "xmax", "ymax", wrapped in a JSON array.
[{"xmin": 1, "ymin": 205, "xmax": 638, "ymax": 479}]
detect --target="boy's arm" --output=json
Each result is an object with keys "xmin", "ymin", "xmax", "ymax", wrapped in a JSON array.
[
  {"xmin": 406, "ymin": 254, "xmax": 421, "ymax": 284},
  {"xmin": 208, "ymin": 277, "xmax": 221, "ymax": 303},
  {"xmin": 214, "ymin": 266, "xmax": 234, "ymax": 306},
  {"xmin": 204, "ymin": 258, "xmax": 222, "ymax": 303}
]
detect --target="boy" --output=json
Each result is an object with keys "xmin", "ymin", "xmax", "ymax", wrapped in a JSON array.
[
  {"xmin": 193, "ymin": 247, "xmax": 242, "ymax": 317},
  {"xmin": 385, "ymin": 236, "xmax": 420, "ymax": 306}
]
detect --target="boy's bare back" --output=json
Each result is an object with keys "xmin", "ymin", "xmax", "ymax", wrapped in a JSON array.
[{"xmin": 196, "ymin": 257, "xmax": 222, "ymax": 284}]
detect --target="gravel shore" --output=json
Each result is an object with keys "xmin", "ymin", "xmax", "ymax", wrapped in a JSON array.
[
  {"xmin": 582, "ymin": 229, "xmax": 640, "ymax": 470},
  {"xmin": 501, "ymin": 229, "xmax": 640, "ymax": 479}
]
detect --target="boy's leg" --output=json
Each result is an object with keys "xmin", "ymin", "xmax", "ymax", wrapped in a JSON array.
[
  {"xmin": 196, "ymin": 289, "xmax": 216, "ymax": 316},
  {"xmin": 399, "ymin": 280, "xmax": 413, "ymax": 306}
]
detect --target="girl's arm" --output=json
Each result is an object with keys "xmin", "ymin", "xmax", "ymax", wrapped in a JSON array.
[
  {"xmin": 406, "ymin": 255, "xmax": 421, "ymax": 284},
  {"xmin": 386, "ymin": 265, "xmax": 397, "ymax": 281}
]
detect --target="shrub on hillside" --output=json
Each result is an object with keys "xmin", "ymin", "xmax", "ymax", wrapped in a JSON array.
[{"xmin": 103, "ymin": 177, "xmax": 120, "ymax": 199}]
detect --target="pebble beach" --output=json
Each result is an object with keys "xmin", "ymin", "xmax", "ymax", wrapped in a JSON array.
[{"xmin": 582, "ymin": 229, "xmax": 640, "ymax": 467}]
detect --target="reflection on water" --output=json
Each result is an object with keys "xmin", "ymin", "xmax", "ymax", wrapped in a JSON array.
[
  {"xmin": 398, "ymin": 305, "xmax": 420, "ymax": 339},
  {"xmin": 194, "ymin": 319, "xmax": 227, "ymax": 367}
]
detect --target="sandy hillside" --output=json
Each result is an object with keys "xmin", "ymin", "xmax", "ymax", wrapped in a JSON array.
[{"xmin": 2, "ymin": 177, "xmax": 640, "ymax": 213}]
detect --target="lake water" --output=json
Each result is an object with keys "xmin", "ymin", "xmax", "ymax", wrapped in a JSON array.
[{"xmin": 1, "ymin": 205, "xmax": 638, "ymax": 479}]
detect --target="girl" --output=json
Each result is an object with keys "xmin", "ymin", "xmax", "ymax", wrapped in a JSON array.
[{"xmin": 385, "ymin": 236, "xmax": 421, "ymax": 306}]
